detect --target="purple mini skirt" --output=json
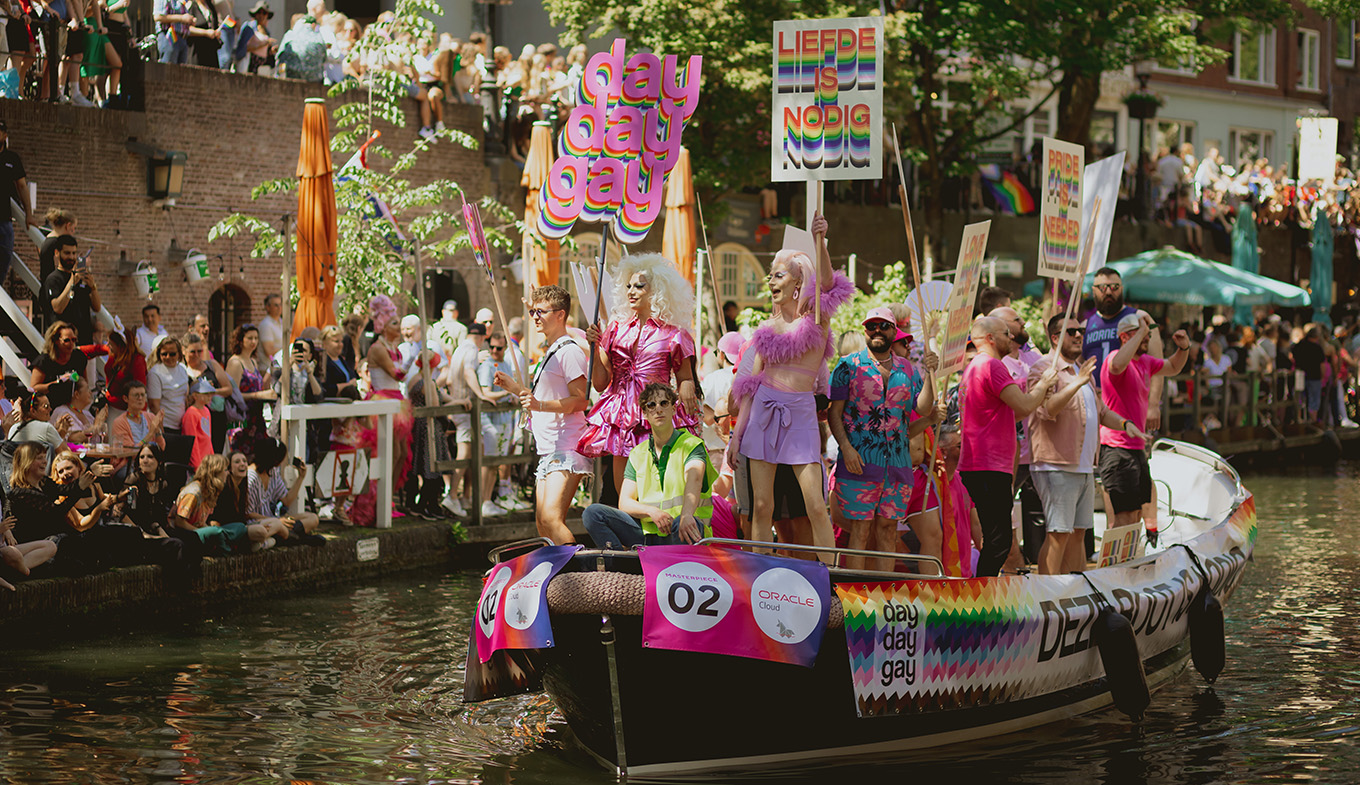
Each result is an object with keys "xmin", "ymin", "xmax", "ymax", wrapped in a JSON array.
[{"xmin": 738, "ymin": 385, "xmax": 823, "ymax": 465}]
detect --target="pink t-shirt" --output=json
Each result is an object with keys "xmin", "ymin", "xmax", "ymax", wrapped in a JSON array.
[
  {"xmin": 1100, "ymin": 353, "xmax": 1165, "ymax": 449},
  {"xmin": 181, "ymin": 404, "xmax": 213, "ymax": 469},
  {"xmin": 958, "ymin": 354, "xmax": 1018, "ymax": 473}
]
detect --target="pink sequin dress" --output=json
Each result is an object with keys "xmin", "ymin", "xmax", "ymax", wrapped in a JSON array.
[{"xmin": 577, "ymin": 316, "xmax": 699, "ymax": 458}]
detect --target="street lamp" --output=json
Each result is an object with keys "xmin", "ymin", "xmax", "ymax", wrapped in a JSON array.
[
  {"xmin": 148, "ymin": 151, "xmax": 187, "ymax": 201},
  {"xmin": 1128, "ymin": 60, "xmax": 1160, "ymax": 220}
]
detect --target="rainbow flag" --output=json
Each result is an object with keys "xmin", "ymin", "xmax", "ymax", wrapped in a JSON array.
[
  {"xmin": 978, "ymin": 164, "xmax": 1036, "ymax": 215},
  {"xmin": 221, "ymin": 16, "xmax": 238, "ymax": 29},
  {"xmin": 459, "ymin": 194, "xmax": 492, "ymax": 276}
]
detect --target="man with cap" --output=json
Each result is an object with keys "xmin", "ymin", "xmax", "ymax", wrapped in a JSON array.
[
  {"xmin": 429, "ymin": 298, "xmax": 467, "ymax": 358},
  {"xmin": 828, "ymin": 306, "xmax": 938, "ymax": 571},
  {"xmin": 242, "ymin": 1, "xmax": 278, "ymax": 75},
  {"xmin": 1099, "ymin": 312, "xmax": 1190, "ymax": 538}
]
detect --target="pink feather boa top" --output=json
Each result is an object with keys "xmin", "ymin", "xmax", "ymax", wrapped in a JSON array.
[{"xmin": 731, "ymin": 271, "xmax": 854, "ymax": 401}]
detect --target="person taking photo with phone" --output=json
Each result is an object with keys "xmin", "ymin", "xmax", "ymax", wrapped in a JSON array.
[{"xmin": 41, "ymin": 235, "xmax": 102, "ymax": 344}]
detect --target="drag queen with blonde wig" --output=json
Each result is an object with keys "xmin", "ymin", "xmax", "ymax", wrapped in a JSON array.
[
  {"xmin": 731, "ymin": 212, "xmax": 855, "ymax": 558},
  {"xmin": 580, "ymin": 252, "xmax": 700, "ymax": 494}
]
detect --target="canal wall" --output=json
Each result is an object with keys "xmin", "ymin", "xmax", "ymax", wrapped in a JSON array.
[{"xmin": 0, "ymin": 520, "xmax": 458, "ymax": 634}]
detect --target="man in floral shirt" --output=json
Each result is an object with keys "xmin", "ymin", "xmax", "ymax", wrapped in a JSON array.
[{"xmin": 829, "ymin": 306, "xmax": 937, "ymax": 571}]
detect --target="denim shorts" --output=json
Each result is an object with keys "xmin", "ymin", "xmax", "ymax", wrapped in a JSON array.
[{"xmin": 535, "ymin": 450, "xmax": 592, "ymax": 482}]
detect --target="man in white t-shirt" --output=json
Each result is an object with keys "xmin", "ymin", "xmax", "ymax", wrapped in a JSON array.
[
  {"xmin": 258, "ymin": 294, "xmax": 284, "ymax": 359},
  {"xmin": 428, "ymin": 299, "xmax": 468, "ymax": 358},
  {"xmin": 135, "ymin": 303, "xmax": 168, "ymax": 360},
  {"xmin": 439, "ymin": 322, "xmax": 488, "ymax": 516},
  {"xmin": 1155, "ymin": 148, "xmax": 1185, "ymax": 204},
  {"xmin": 495, "ymin": 285, "xmax": 589, "ymax": 545}
]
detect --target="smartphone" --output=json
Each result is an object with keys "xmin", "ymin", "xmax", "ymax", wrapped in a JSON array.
[{"xmin": 76, "ymin": 248, "xmax": 92, "ymax": 272}]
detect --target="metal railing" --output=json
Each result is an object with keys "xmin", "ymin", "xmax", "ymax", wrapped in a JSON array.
[{"xmin": 1159, "ymin": 368, "xmax": 1313, "ymax": 440}]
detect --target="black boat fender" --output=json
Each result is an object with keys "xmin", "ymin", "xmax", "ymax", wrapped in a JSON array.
[
  {"xmin": 1079, "ymin": 574, "xmax": 1151, "ymax": 721},
  {"xmin": 1175, "ymin": 544, "xmax": 1226, "ymax": 684}
]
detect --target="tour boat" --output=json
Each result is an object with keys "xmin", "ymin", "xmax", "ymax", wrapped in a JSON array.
[{"xmin": 464, "ymin": 439, "xmax": 1256, "ymax": 779}]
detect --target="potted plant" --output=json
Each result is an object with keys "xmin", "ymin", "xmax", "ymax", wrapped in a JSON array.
[{"xmin": 1124, "ymin": 89, "xmax": 1164, "ymax": 119}]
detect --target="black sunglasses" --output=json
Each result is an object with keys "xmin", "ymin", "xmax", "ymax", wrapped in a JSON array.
[
  {"xmin": 1060, "ymin": 327, "xmax": 1085, "ymax": 337},
  {"xmin": 864, "ymin": 321, "xmax": 896, "ymax": 332}
]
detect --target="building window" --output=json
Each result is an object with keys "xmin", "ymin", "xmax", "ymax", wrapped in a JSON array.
[
  {"xmin": 1230, "ymin": 29, "xmax": 1276, "ymax": 85},
  {"xmin": 1155, "ymin": 120, "xmax": 1195, "ymax": 155},
  {"xmin": 1338, "ymin": 19, "xmax": 1356, "ymax": 66},
  {"xmin": 1297, "ymin": 29, "xmax": 1320, "ymax": 90},
  {"xmin": 208, "ymin": 284, "xmax": 250, "ymax": 362},
  {"xmin": 1228, "ymin": 128, "xmax": 1274, "ymax": 168},
  {"xmin": 714, "ymin": 242, "xmax": 764, "ymax": 310}
]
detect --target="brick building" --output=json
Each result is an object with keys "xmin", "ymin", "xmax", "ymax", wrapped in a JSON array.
[{"xmin": 1, "ymin": 62, "xmax": 498, "ymax": 361}]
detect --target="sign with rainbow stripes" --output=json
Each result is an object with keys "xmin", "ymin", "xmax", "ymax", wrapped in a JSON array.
[
  {"xmin": 641, "ymin": 545, "xmax": 831, "ymax": 667},
  {"xmin": 939, "ymin": 220, "xmax": 991, "ymax": 377},
  {"xmin": 473, "ymin": 545, "xmax": 579, "ymax": 663},
  {"xmin": 537, "ymin": 39, "xmax": 703, "ymax": 245},
  {"xmin": 837, "ymin": 495, "xmax": 1257, "ymax": 717},
  {"xmin": 1038, "ymin": 137, "xmax": 1085, "ymax": 280},
  {"xmin": 771, "ymin": 17, "xmax": 883, "ymax": 182}
]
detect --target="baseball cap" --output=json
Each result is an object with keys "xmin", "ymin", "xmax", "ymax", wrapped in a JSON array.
[
  {"xmin": 474, "ymin": 308, "xmax": 494, "ymax": 323},
  {"xmin": 862, "ymin": 306, "xmax": 897, "ymax": 327},
  {"xmin": 1116, "ymin": 313, "xmax": 1143, "ymax": 335},
  {"xmin": 717, "ymin": 332, "xmax": 744, "ymax": 364},
  {"xmin": 442, "ymin": 299, "xmax": 458, "ymax": 311},
  {"xmin": 190, "ymin": 377, "xmax": 215, "ymax": 395}
]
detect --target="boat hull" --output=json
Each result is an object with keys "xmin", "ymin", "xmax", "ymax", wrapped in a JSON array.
[{"xmin": 542, "ymin": 609, "xmax": 1192, "ymax": 777}]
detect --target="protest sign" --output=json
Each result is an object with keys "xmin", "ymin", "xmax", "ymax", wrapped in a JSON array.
[
  {"xmin": 1037, "ymin": 138, "xmax": 1084, "ymax": 280},
  {"xmin": 538, "ymin": 39, "xmax": 703, "ymax": 245},
  {"xmin": 1298, "ymin": 117, "xmax": 1339, "ymax": 184},
  {"xmin": 771, "ymin": 17, "xmax": 883, "ymax": 182},
  {"xmin": 1077, "ymin": 151, "xmax": 1125, "ymax": 276},
  {"xmin": 938, "ymin": 221, "xmax": 991, "ymax": 377}
]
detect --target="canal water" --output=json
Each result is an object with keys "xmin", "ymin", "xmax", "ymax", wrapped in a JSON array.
[{"xmin": 2, "ymin": 465, "xmax": 1358, "ymax": 784}]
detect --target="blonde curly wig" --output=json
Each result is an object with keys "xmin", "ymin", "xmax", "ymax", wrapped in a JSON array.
[{"xmin": 609, "ymin": 252, "xmax": 695, "ymax": 329}]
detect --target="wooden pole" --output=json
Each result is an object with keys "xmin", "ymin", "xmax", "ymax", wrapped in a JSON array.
[
  {"xmin": 412, "ymin": 243, "xmax": 439, "ymax": 466},
  {"xmin": 586, "ymin": 225, "xmax": 611, "ymax": 392},
  {"xmin": 814, "ymin": 184, "xmax": 823, "ymax": 325},
  {"xmin": 1051, "ymin": 197, "xmax": 1103, "ymax": 363},
  {"xmin": 486, "ymin": 259, "xmax": 528, "ymax": 391},
  {"xmin": 279, "ymin": 214, "xmax": 292, "ymax": 447}
]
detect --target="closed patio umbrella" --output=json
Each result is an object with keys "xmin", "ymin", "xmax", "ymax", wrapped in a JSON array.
[
  {"xmin": 1230, "ymin": 205, "xmax": 1259, "ymax": 326},
  {"xmin": 293, "ymin": 97, "xmax": 337, "ymax": 338},
  {"xmin": 1310, "ymin": 206, "xmax": 1334, "ymax": 327},
  {"xmin": 662, "ymin": 146, "xmax": 696, "ymax": 285},
  {"xmin": 522, "ymin": 121, "xmax": 560, "ymax": 290}
]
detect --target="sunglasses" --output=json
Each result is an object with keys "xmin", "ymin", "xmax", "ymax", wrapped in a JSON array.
[
  {"xmin": 864, "ymin": 321, "xmax": 896, "ymax": 333},
  {"xmin": 642, "ymin": 399, "xmax": 675, "ymax": 411},
  {"xmin": 529, "ymin": 307, "xmax": 562, "ymax": 318},
  {"xmin": 489, "ymin": 345, "xmax": 506, "ymax": 351},
  {"xmin": 1094, "ymin": 283, "xmax": 1122, "ymax": 292},
  {"xmin": 1065, "ymin": 327, "xmax": 1086, "ymax": 336}
]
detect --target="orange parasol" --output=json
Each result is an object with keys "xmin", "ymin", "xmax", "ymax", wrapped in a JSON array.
[
  {"xmin": 293, "ymin": 97, "xmax": 338, "ymax": 338},
  {"xmin": 522, "ymin": 121, "xmax": 560, "ymax": 289},
  {"xmin": 662, "ymin": 146, "xmax": 696, "ymax": 285}
]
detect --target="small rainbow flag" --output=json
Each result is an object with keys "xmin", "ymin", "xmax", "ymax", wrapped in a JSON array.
[
  {"xmin": 460, "ymin": 194, "xmax": 492, "ymax": 275},
  {"xmin": 979, "ymin": 164, "xmax": 1036, "ymax": 215},
  {"xmin": 221, "ymin": 16, "xmax": 238, "ymax": 29}
]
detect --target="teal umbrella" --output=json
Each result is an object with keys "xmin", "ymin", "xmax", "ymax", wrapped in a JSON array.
[
  {"xmin": 1021, "ymin": 247, "xmax": 1310, "ymax": 310},
  {"xmin": 1310, "ymin": 206, "xmax": 1333, "ymax": 327},
  {"xmin": 1231, "ymin": 206, "xmax": 1259, "ymax": 326}
]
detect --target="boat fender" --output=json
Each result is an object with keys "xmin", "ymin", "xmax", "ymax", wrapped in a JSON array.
[
  {"xmin": 1174, "ymin": 544, "xmax": 1226, "ymax": 684},
  {"xmin": 1079, "ymin": 573, "xmax": 1150, "ymax": 721},
  {"xmin": 1091, "ymin": 606, "xmax": 1151, "ymax": 721}
]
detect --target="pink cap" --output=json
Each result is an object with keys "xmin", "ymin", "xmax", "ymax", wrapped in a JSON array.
[
  {"xmin": 717, "ymin": 331, "xmax": 744, "ymax": 364},
  {"xmin": 862, "ymin": 306, "xmax": 898, "ymax": 327}
]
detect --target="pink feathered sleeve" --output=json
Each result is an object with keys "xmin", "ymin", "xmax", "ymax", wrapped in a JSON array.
[{"xmin": 818, "ymin": 271, "xmax": 856, "ymax": 317}]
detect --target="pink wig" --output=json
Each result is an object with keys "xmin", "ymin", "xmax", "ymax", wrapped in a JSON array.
[
  {"xmin": 369, "ymin": 294, "xmax": 398, "ymax": 333},
  {"xmin": 772, "ymin": 248, "xmax": 818, "ymax": 317}
]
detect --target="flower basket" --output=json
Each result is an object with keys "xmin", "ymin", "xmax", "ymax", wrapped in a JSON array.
[{"xmin": 1124, "ymin": 90, "xmax": 1163, "ymax": 120}]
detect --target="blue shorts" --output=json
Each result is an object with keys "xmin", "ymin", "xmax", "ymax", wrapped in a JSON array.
[{"xmin": 835, "ymin": 475, "xmax": 912, "ymax": 522}]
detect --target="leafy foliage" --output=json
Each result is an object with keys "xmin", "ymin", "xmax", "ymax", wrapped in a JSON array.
[{"xmin": 209, "ymin": 0, "xmax": 526, "ymax": 317}]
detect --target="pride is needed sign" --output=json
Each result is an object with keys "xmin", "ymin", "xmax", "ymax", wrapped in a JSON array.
[{"xmin": 771, "ymin": 16, "xmax": 883, "ymax": 182}]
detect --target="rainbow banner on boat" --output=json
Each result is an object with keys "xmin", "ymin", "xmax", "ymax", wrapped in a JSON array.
[
  {"xmin": 641, "ymin": 545, "xmax": 830, "ymax": 667},
  {"xmin": 771, "ymin": 17, "xmax": 883, "ymax": 182},
  {"xmin": 837, "ymin": 495, "xmax": 1257, "ymax": 717},
  {"xmin": 473, "ymin": 545, "xmax": 579, "ymax": 663}
]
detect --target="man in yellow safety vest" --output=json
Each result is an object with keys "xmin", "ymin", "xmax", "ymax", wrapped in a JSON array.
[{"xmin": 583, "ymin": 382, "xmax": 717, "ymax": 547}]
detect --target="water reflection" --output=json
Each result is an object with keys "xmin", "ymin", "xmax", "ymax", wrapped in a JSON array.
[{"xmin": 2, "ymin": 466, "xmax": 1360, "ymax": 783}]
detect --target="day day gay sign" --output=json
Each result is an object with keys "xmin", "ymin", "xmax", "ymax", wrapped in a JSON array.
[
  {"xmin": 641, "ymin": 545, "xmax": 831, "ymax": 667},
  {"xmin": 537, "ymin": 39, "xmax": 702, "ymax": 245},
  {"xmin": 771, "ymin": 16, "xmax": 884, "ymax": 181},
  {"xmin": 1037, "ymin": 137, "xmax": 1084, "ymax": 280},
  {"xmin": 473, "ymin": 544, "xmax": 579, "ymax": 663},
  {"xmin": 938, "ymin": 220, "xmax": 992, "ymax": 377}
]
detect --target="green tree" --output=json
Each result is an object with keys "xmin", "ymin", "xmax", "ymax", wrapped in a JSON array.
[{"xmin": 210, "ymin": 0, "xmax": 523, "ymax": 317}]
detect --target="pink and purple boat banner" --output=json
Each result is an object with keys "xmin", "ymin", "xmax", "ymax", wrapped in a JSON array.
[
  {"xmin": 641, "ymin": 545, "xmax": 830, "ymax": 667},
  {"xmin": 474, "ymin": 545, "xmax": 579, "ymax": 663}
]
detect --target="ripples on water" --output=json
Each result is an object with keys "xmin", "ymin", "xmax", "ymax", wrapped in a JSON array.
[{"xmin": 1, "ymin": 465, "xmax": 1358, "ymax": 784}]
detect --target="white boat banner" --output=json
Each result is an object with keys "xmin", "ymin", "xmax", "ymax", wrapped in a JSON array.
[{"xmin": 836, "ymin": 496, "xmax": 1256, "ymax": 717}]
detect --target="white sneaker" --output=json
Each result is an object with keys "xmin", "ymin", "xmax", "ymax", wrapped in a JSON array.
[
  {"xmin": 435, "ymin": 120, "xmax": 446, "ymax": 132},
  {"xmin": 481, "ymin": 500, "xmax": 507, "ymax": 517},
  {"xmin": 251, "ymin": 536, "xmax": 277, "ymax": 552},
  {"xmin": 441, "ymin": 495, "xmax": 467, "ymax": 517},
  {"xmin": 501, "ymin": 496, "xmax": 532, "ymax": 511},
  {"xmin": 71, "ymin": 91, "xmax": 95, "ymax": 108},
  {"xmin": 418, "ymin": 126, "xmax": 435, "ymax": 140}
]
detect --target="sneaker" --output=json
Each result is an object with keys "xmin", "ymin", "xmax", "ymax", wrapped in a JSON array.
[
  {"xmin": 435, "ymin": 120, "xmax": 445, "ymax": 132},
  {"xmin": 71, "ymin": 91, "xmax": 95, "ymax": 108},
  {"xmin": 480, "ymin": 500, "xmax": 507, "ymax": 518},
  {"xmin": 251, "ymin": 536, "xmax": 277, "ymax": 552},
  {"xmin": 441, "ymin": 495, "xmax": 467, "ymax": 517},
  {"xmin": 418, "ymin": 126, "xmax": 435, "ymax": 140},
  {"xmin": 500, "ymin": 496, "xmax": 532, "ymax": 511}
]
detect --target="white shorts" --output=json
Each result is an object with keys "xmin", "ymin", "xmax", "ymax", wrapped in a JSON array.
[
  {"xmin": 1032, "ymin": 470, "xmax": 1096, "ymax": 533},
  {"xmin": 451, "ymin": 413, "xmax": 472, "ymax": 444},
  {"xmin": 535, "ymin": 450, "xmax": 592, "ymax": 482}
]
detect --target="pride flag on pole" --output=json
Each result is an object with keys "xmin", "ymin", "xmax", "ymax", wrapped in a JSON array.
[{"xmin": 978, "ymin": 164, "xmax": 1036, "ymax": 215}]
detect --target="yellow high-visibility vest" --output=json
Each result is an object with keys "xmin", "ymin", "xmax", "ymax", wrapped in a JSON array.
[{"xmin": 628, "ymin": 429, "xmax": 718, "ymax": 537}]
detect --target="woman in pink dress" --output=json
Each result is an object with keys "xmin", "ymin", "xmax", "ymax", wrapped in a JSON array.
[
  {"xmin": 579, "ymin": 252, "xmax": 700, "ymax": 494},
  {"xmin": 349, "ymin": 294, "xmax": 416, "ymax": 527}
]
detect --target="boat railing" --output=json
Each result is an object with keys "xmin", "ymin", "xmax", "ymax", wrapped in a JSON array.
[
  {"xmin": 487, "ymin": 536, "xmax": 554, "ymax": 564},
  {"xmin": 695, "ymin": 537, "xmax": 953, "ymax": 580}
]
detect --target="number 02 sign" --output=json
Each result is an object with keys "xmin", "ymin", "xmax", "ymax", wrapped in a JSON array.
[{"xmin": 640, "ymin": 546, "xmax": 831, "ymax": 667}]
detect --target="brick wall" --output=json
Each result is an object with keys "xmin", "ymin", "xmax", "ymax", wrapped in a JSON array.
[{"xmin": 0, "ymin": 62, "xmax": 497, "ymax": 353}]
